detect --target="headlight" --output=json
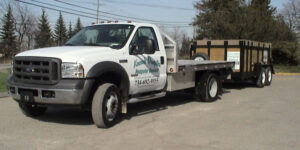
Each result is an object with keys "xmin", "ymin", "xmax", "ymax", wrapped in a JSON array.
[{"xmin": 61, "ymin": 63, "xmax": 84, "ymax": 78}]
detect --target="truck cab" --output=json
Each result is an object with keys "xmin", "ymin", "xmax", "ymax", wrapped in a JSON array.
[{"xmin": 7, "ymin": 22, "xmax": 234, "ymax": 128}]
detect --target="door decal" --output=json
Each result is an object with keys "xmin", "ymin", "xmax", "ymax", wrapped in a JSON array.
[{"xmin": 133, "ymin": 56, "xmax": 160, "ymax": 88}]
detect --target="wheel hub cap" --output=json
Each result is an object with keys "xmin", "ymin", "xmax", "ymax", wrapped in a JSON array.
[
  {"xmin": 262, "ymin": 72, "xmax": 266, "ymax": 84},
  {"xmin": 209, "ymin": 78, "xmax": 218, "ymax": 98},
  {"xmin": 106, "ymin": 93, "xmax": 118, "ymax": 121},
  {"xmin": 268, "ymin": 70, "xmax": 272, "ymax": 82}
]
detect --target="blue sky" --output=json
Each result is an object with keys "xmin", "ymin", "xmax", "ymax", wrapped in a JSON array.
[{"xmin": 17, "ymin": 0, "xmax": 288, "ymax": 37}]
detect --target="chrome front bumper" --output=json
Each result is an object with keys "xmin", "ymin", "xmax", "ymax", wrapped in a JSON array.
[{"xmin": 7, "ymin": 75, "xmax": 94, "ymax": 105}]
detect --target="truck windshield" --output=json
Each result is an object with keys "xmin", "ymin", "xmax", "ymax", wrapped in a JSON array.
[{"xmin": 65, "ymin": 24, "xmax": 134, "ymax": 49}]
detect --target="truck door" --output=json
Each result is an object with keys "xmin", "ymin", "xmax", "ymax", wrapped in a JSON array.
[{"xmin": 128, "ymin": 27, "xmax": 167, "ymax": 94}]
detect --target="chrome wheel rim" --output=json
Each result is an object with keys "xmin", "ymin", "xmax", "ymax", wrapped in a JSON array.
[
  {"xmin": 195, "ymin": 57, "xmax": 205, "ymax": 61},
  {"xmin": 209, "ymin": 78, "xmax": 218, "ymax": 98},
  {"xmin": 105, "ymin": 92, "xmax": 118, "ymax": 122},
  {"xmin": 261, "ymin": 72, "xmax": 266, "ymax": 84},
  {"xmin": 268, "ymin": 70, "xmax": 272, "ymax": 82}
]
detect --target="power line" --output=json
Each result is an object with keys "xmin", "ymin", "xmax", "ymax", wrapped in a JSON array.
[
  {"xmin": 29, "ymin": 0, "xmax": 125, "ymax": 21},
  {"xmin": 15, "ymin": 0, "xmax": 192, "ymax": 27},
  {"xmin": 53, "ymin": 0, "xmax": 190, "ymax": 24},
  {"xmin": 16, "ymin": 0, "xmax": 106, "ymax": 21},
  {"xmin": 101, "ymin": 0, "xmax": 194, "ymax": 11}
]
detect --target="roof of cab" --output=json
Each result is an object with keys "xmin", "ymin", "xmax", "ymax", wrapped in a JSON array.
[{"xmin": 88, "ymin": 21, "xmax": 156, "ymax": 28}]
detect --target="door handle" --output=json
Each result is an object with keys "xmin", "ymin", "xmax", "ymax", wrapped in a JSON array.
[{"xmin": 160, "ymin": 56, "xmax": 164, "ymax": 64}]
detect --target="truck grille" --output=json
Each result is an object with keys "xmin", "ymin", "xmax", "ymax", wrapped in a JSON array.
[{"xmin": 13, "ymin": 57, "xmax": 61, "ymax": 85}]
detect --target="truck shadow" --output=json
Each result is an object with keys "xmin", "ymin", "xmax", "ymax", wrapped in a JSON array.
[
  {"xmin": 34, "ymin": 83, "xmax": 256, "ymax": 126},
  {"xmin": 124, "ymin": 92, "xmax": 194, "ymax": 120},
  {"xmin": 222, "ymin": 82, "xmax": 256, "ymax": 94},
  {"xmin": 35, "ymin": 107, "xmax": 94, "ymax": 125},
  {"xmin": 34, "ymin": 92, "xmax": 194, "ymax": 126}
]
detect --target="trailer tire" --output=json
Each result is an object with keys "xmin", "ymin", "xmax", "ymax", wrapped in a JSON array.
[
  {"xmin": 256, "ymin": 68, "xmax": 266, "ymax": 88},
  {"xmin": 195, "ymin": 73, "xmax": 220, "ymax": 102},
  {"xmin": 92, "ymin": 83, "xmax": 121, "ymax": 128},
  {"xmin": 192, "ymin": 53, "xmax": 210, "ymax": 61},
  {"xmin": 265, "ymin": 67, "xmax": 272, "ymax": 86},
  {"xmin": 18, "ymin": 103, "xmax": 47, "ymax": 117}
]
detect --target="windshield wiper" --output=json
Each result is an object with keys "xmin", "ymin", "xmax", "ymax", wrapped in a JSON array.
[
  {"xmin": 83, "ymin": 43, "xmax": 106, "ymax": 46},
  {"xmin": 64, "ymin": 43, "xmax": 75, "ymax": 46}
]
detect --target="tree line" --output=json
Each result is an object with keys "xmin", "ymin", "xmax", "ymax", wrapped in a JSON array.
[
  {"xmin": 1, "ymin": 0, "xmax": 300, "ymax": 65},
  {"xmin": 193, "ymin": 0, "xmax": 300, "ymax": 65},
  {"xmin": 0, "ymin": 3, "xmax": 82, "ymax": 59}
]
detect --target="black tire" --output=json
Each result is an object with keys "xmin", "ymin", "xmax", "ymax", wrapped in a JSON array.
[
  {"xmin": 192, "ymin": 53, "xmax": 210, "ymax": 61},
  {"xmin": 195, "ymin": 73, "xmax": 221, "ymax": 102},
  {"xmin": 256, "ymin": 68, "xmax": 266, "ymax": 88},
  {"xmin": 265, "ymin": 67, "xmax": 272, "ymax": 86},
  {"xmin": 18, "ymin": 103, "xmax": 47, "ymax": 117},
  {"xmin": 92, "ymin": 83, "xmax": 121, "ymax": 128}
]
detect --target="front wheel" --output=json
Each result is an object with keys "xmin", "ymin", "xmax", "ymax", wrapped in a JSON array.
[
  {"xmin": 18, "ymin": 103, "xmax": 47, "ymax": 117},
  {"xmin": 92, "ymin": 83, "xmax": 121, "ymax": 128}
]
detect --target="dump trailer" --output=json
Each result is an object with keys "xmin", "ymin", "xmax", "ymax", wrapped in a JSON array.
[{"xmin": 190, "ymin": 40, "xmax": 274, "ymax": 87}]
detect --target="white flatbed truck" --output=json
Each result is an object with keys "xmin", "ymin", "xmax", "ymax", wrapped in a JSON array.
[{"xmin": 7, "ymin": 22, "xmax": 234, "ymax": 128}]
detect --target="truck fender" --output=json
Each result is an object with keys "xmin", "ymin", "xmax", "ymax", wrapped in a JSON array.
[{"xmin": 86, "ymin": 61, "xmax": 129, "ymax": 112}]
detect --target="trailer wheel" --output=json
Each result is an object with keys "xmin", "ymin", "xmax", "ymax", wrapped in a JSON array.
[
  {"xmin": 265, "ymin": 67, "xmax": 272, "ymax": 86},
  {"xmin": 92, "ymin": 83, "xmax": 121, "ymax": 128},
  {"xmin": 192, "ymin": 53, "xmax": 210, "ymax": 61},
  {"xmin": 18, "ymin": 103, "xmax": 47, "ymax": 117},
  {"xmin": 195, "ymin": 73, "xmax": 220, "ymax": 102},
  {"xmin": 256, "ymin": 68, "xmax": 266, "ymax": 88}
]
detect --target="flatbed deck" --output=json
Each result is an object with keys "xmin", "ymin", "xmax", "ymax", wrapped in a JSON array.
[{"xmin": 177, "ymin": 60, "xmax": 235, "ymax": 72}]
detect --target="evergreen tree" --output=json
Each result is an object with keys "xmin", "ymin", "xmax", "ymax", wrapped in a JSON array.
[
  {"xmin": 73, "ymin": 17, "xmax": 83, "ymax": 35},
  {"xmin": 35, "ymin": 9, "xmax": 53, "ymax": 48},
  {"xmin": 54, "ymin": 12, "xmax": 67, "ymax": 46},
  {"xmin": 247, "ymin": 0, "xmax": 277, "ymax": 41},
  {"xmin": 193, "ymin": 0, "xmax": 244, "ymax": 39},
  {"xmin": 0, "ymin": 5, "xmax": 17, "ymax": 57},
  {"xmin": 193, "ymin": 0, "xmax": 299, "ymax": 65},
  {"xmin": 67, "ymin": 21, "xmax": 73, "ymax": 39}
]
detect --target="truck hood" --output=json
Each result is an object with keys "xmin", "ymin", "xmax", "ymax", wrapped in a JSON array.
[{"xmin": 16, "ymin": 46, "xmax": 115, "ymax": 62}]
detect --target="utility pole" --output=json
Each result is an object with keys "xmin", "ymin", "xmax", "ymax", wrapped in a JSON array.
[{"xmin": 96, "ymin": 0, "xmax": 100, "ymax": 23}]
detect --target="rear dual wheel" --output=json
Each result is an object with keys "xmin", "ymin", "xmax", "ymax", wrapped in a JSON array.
[
  {"xmin": 265, "ymin": 67, "xmax": 272, "ymax": 86},
  {"xmin": 256, "ymin": 68, "xmax": 266, "ymax": 88},
  {"xmin": 195, "ymin": 73, "xmax": 221, "ymax": 102},
  {"xmin": 256, "ymin": 67, "xmax": 272, "ymax": 87}
]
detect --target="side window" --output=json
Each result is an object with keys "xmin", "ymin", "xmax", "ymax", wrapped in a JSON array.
[{"xmin": 130, "ymin": 27, "xmax": 159, "ymax": 54}]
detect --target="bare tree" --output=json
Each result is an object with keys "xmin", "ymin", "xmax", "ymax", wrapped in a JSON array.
[
  {"xmin": 169, "ymin": 27, "xmax": 184, "ymax": 51},
  {"xmin": 13, "ymin": 2, "xmax": 37, "ymax": 51},
  {"xmin": 282, "ymin": 0, "xmax": 300, "ymax": 32}
]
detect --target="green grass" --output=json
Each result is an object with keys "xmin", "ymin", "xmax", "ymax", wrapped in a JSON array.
[
  {"xmin": 0, "ymin": 69, "xmax": 10, "ymax": 92},
  {"xmin": 274, "ymin": 65, "xmax": 300, "ymax": 73}
]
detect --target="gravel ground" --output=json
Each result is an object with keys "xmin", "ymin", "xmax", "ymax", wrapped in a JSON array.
[{"xmin": 0, "ymin": 75, "xmax": 299, "ymax": 150}]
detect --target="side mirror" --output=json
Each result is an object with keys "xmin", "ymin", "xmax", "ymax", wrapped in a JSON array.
[
  {"xmin": 129, "ymin": 44, "xmax": 139, "ymax": 55},
  {"xmin": 144, "ymin": 39, "xmax": 155, "ymax": 54}
]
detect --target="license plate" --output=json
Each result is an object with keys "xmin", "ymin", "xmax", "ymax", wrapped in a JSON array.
[{"xmin": 20, "ymin": 91, "xmax": 34, "ymax": 102}]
